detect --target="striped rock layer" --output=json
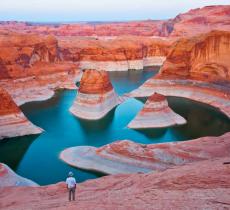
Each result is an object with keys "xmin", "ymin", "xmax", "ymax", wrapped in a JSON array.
[
  {"xmin": 0, "ymin": 87, "xmax": 42, "ymax": 140},
  {"xmin": 128, "ymin": 93, "xmax": 186, "ymax": 129},
  {"xmin": 70, "ymin": 69, "xmax": 120, "ymax": 120}
]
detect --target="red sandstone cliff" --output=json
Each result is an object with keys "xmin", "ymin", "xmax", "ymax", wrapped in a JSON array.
[
  {"xmin": 158, "ymin": 30, "xmax": 230, "ymax": 83},
  {"xmin": 0, "ymin": 86, "xmax": 20, "ymax": 115},
  {"xmin": 79, "ymin": 69, "xmax": 113, "ymax": 94},
  {"xmin": 59, "ymin": 36, "xmax": 172, "ymax": 63}
]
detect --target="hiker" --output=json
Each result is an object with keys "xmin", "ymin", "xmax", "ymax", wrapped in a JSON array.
[{"xmin": 66, "ymin": 171, "xmax": 77, "ymax": 201}]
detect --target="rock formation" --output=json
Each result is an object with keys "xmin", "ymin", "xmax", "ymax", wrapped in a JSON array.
[
  {"xmin": 60, "ymin": 132, "xmax": 230, "ymax": 175},
  {"xmin": 70, "ymin": 69, "xmax": 120, "ymax": 120},
  {"xmin": 128, "ymin": 93, "xmax": 186, "ymax": 129},
  {"xmin": 0, "ymin": 163, "xmax": 38, "ymax": 187},
  {"xmin": 1, "ymin": 5, "xmax": 229, "ymax": 38},
  {"xmin": 0, "ymin": 31, "xmax": 81, "ymax": 105},
  {"xmin": 159, "ymin": 30, "xmax": 230, "ymax": 83},
  {"xmin": 2, "ymin": 156, "xmax": 229, "ymax": 209},
  {"xmin": 0, "ymin": 87, "xmax": 42, "ymax": 139},
  {"xmin": 128, "ymin": 30, "xmax": 230, "ymax": 116},
  {"xmin": 59, "ymin": 36, "xmax": 172, "ymax": 71}
]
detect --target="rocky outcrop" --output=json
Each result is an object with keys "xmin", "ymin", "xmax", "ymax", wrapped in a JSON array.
[
  {"xmin": 60, "ymin": 132, "xmax": 230, "ymax": 175},
  {"xmin": 169, "ymin": 5, "xmax": 230, "ymax": 37},
  {"xmin": 128, "ymin": 93, "xmax": 186, "ymax": 129},
  {"xmin": 0, "ymin": 163, "xmax": 38, "ymax": 187},
  {"xmin": 0, "ymin": 87, "xmax": 42, "ymax": 139},
  {"xmin": 128, "ymin": 30, "xmax": 230, "ymax": 116},
  {"xmin": 1, "ymin": 158, "xmax": 229, "ymax": 209},
  {"xmin": 59, "ymin": 36, "xmax": 172, "ymax": 71},
  {"xmin": 70, "ymin": 69, "xmax": 120, "ymax": 120},
  {"xmin": 128, "ymin": 79, "xmax": 230, "ymax": 118},
  {"xmin": 0, "ymin": 31, "xmax": 81, "ymax": 105},
  {"xmin": 159, "ymin": 31, "xmax": 230, "ymax": 83}
]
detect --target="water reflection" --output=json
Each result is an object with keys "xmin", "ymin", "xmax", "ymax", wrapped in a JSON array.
[{"xmin": 0, "ymin": 134, "xmax": 39, "ymax": 170}]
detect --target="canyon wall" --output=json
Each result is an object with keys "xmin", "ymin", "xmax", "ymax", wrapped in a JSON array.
[
  {"xmin": 59, "ymin": 36, "xmax": 172, "ymax": 71},
  {"xmin": 159, "ymin": 30, "xmax": 230, "ymax": 83},
  {"xmin": 0, "ymin": 31, "xmax": 81, "ymax": 105}
]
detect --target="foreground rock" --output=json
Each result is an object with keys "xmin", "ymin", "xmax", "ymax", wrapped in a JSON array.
[
  {"xmin": 0, "ymin": 163, "xmax": 38, "ymax": 187},
  {"xmin": 1, "ymin": 158, "xmax": 230, "ymax": 209},
  {"xmin": 128, "ymin": 93, "xmax": 186, "ymax": 129},
  {"xmin": 0, "ymin": 87, "xmax": 42, "ymax": 140},
  {"xmin": 70, "ymin": 69, "xmax": 121, "ymax": 120},
  {"xmin": 60, "ymin": 132, "xmax": 230, "ymax": 175}
]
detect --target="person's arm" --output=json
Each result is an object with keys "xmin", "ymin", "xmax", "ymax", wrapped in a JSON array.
[
  {"xmin": 66, "ymin": 178, "xmax": 69, "ymax": 189},
  {"xmin": 74, "ymin": 178, "xmax": 77, "ymax": 188}
]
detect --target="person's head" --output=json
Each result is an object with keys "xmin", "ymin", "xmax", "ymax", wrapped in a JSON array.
[{"xmin": 68, "ymin": 171, "xmax": 74, "ymax": 177}]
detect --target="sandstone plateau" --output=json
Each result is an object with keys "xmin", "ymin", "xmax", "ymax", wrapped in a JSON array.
[
  {"xmin": 128, "ymin": 93, "xmax": 186, "ymax": 129},
  {"xmin": 0, "ymin": 163, "xmax": 38, "ymax": 187},
  {"xmin": 60, "ymin": 132, "xmax": 230, "ymax": 175},
  {"xmin": 70, "ymin": 69, "xmax": 121, "ymax": 120},
  {"xmin": 1, "ymin": 156, "xmax": 230, "ymax": 209},
  {"xmin": 0, "ymin": 5, "xmax": 229, "ymax": 38},
  {"xmin": 0, "ymin": 86, "xmax": 42, "ymax": 139}
]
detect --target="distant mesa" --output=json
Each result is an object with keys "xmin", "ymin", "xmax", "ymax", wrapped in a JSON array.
[
  {"xmin": 128, "ymin": 93, "xmax": 186, "ymax": 129},
  {"xmin": 69, "ymin": 69, "xmax": 121, "ymax": 120}
]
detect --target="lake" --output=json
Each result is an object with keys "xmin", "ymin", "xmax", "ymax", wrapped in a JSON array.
[{"xmin": 0, "ymin": 68, "xmax": 229, "ymax": 185}]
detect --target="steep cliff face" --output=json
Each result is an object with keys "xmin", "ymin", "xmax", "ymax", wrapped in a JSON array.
[
  {"xmin": 79, "ymin": 69, "xmax": 113, "ymax": 94},
  {"xmin": 0, "ymin": 32, "xmax": 60, "ymax": 79},
  {"xmin": 159, "ymin": 31, "xmax": 230, "ymax": 83},
  {"xmin": 59, "ymin": 36, "xmax": 172, "ymax": 71},
  {"xmin": 70, "ymin": 69, "xmax": 120, "ymax": 120},
  {"xmin": 0, "ymin": 87, "xmax": 42, "ymax": 139}
]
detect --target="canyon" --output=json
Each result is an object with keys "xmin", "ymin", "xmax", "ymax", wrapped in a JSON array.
[{"xmin": 0, "ymin": 4, "xmax": 230, "ymax": 210}]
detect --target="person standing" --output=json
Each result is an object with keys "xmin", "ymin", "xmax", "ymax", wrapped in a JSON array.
[{"xmin": 66, "ymin": 171, "xmax": 77, "ymax": 201}]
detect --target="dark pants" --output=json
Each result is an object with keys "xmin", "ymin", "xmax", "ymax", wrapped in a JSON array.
[{"xmin": 68, "ymin": 187, "xmax": 76, "ymax": 201}]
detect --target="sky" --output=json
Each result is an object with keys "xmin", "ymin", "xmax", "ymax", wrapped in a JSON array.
[{"xmin": 0, "ymin": 0, "xmax": 229, "ymax": 22}]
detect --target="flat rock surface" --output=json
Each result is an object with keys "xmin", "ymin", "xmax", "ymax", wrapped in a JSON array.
[
  {"xmin": 0, "ymin": 163, "xmax": 38, "ymax": 187},
  {"xmin": 1, "ymin": 158, "xmax": 230, "ymax": 209},
  {"xmin": 60, "ymin": 132, "xmax": 230, "ymax": 175}
]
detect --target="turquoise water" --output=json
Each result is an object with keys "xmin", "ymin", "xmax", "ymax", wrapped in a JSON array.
[{"xmin": 0, "ymin": 68, "xmax": 230, "ymax": 185}]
